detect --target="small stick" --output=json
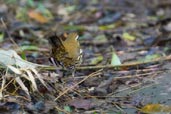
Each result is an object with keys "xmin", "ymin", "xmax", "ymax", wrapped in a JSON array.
[
  {"xmin": 54, "ymin": 69, "xmax": 103, "ymax": 101},
  {"xmin": 49, "ymin": 57, "xmax": 63, "ymax": 77}
]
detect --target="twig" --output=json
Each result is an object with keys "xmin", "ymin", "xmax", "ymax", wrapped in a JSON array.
[
  {"xmin": 75, "ymin": 55, "xmax": 171, "ymax": 70},
  {"xmin": 112, "ymin": 102, "xmax": 125, "ymax": 113},
  {"xmin": 112, "ymin": 70, "xmax": 163, "ymax": 80},
  {"xmin": 42, "ymin": 55, "xmax": 171, "ymax": 71},
  {"xmin": 54, "ymin": 69, "xmax": 103, "ymax": 101},
  {"xmin": 0, "ymin": 18, "xmax": 21, "ymax": 52},
  {"xmin": 108, "ymin": 82, "xmax": 158, "ymax": 97},
  {"xmin": 129, "ymin": 83, "xmax": 159, "ymax": 94}
]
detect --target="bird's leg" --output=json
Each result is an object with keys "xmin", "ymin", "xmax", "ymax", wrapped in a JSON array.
[
  {"xmin": 72, "ymin": 68, "xmax": 76, "ymax": 78},
  {"xmin": 70, "ymin": 68, "xmax": 77, "ymax": 85},
  {"xmin": 49, "ymin": 58, "xmax": 63, "ymax": 78}
]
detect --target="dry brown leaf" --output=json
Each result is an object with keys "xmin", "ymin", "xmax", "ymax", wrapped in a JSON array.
[
  {"xmin": 68, "ymin": 98, "xmax": 94, "ymax": 110},
  {"xmin": 28, "ymin": 10, "xmax": 49, "ymax": 23},
  {"xmin": 140, "ymin": 104, "xmax": 171, "ymax": 113}
]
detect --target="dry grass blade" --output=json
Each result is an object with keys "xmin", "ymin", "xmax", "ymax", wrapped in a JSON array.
[
  {"xmin": 24, "ymin": 69, "xmax": 38, "ymax": 91},
  {"xmin": 0, "ymin": 49, "xmax": 48, "ymax": 98},
  {"xmin": 0, "ymin": 77, "xmax": 5, "ymax": 99},
  {"xmin": 20, "ymin": 73, "xmax": 30, "ymax": 81},
  {"xmin": 0, "ymin": 70, "xmax": 7, "ymax": 99},
  {"xmin": 15, "ymin": 77, "xmax": 30, "ymax": 97},
  {"xmin": 31, "ymin": 68, "xmax": 47, "ymax": 87},
  {"xmin": 7, "ymin": 65, "xmax": 22, "ymax": 75}
]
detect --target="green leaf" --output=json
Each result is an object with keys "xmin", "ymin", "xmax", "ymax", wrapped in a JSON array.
[
  {"xmin": 64, "ymin": 106, "xmax": 72, "ymax": 112},
  {"xmin": 58, "ymin": 112, "xmax": 63, "ymax": 114},
  {"xmin": 21, "ymin": 51, "xmax": 27, "ymax": 60},
  {"xmin": 138, "ymin": 54, "xmax": 161, "ymax": 62},
  {"xmin": 145, "ymin": 54, "xmax": 160, "ymax": 60},
  {"xmin": 94, "ymin": 34, "xmax": 108, "ymax": 43},
  {"xmin": 0, "ymin": 32, "xmax": 4, "ymax": 42},
  {"xmin": 37, "ymin": 3, "xmax": 53, "ymax": 20},
  {"xmin": 99, "ymin": 24, "xmax": 115, "ymax": 30},
  {"xmin": 16, "ymin": 7, "xmax": 28, "ymax": 22},
  {"xmin": 21, "ymin": 45, "xmax": 39, "ymax": 51},
  {"xmin": 111, "ymin": 52, "xmax": 121, "ymax": 66},
  {"xmin": 38, "ymin": 3, "xmax": 45, "ymax": 11},
  {"xmin": 27, "ymin": 0, "xmax": 34, "ymax": 7},
  {"xmin": 122, "ymin": 32, "xmax": 136, "ymax": 41},
  {"xmin": 91, "ymin": 56, "xmax": 103, "ymax": 64},
  {"xmin": 42, "ymin": 9, "xmax": 54, "ymax": 20}
]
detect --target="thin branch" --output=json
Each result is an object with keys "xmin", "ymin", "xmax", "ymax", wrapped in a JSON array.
[{"xmin": 42, "ymin": 55, "xmax": 171, "ymax": 71}]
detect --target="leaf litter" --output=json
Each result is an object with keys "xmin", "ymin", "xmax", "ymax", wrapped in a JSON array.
[{"xmin": 0, "ymin": 0, "xmax": 171, "ymax": 113}]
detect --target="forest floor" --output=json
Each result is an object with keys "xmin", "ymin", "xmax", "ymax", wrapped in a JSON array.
[{"xmin": 0, "ymin": 0, "xmax": 171, "ymax": 114}]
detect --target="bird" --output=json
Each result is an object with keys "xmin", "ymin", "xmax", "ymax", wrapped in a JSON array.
[{"xmin": 48, "ymin": 32, "xmax": 82, "ymax": 77}]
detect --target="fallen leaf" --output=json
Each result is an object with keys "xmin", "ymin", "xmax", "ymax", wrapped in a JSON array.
[
  {"xmin": 122, "ymin": 32, "xmax": 136, "ymax": 41},
  {"xmin": 145, "ymin": 54, "xmax": 161, "ymax": 61},
  {"xmin": 90, "ymin": 56, "xmax": 103, "ymax": 64},
  {"xmin": 138, "ymin": 54, "xmax": 161, "ymax": 62},
  {"xmin": 94, "ymin": 34, "xmax": 108, "ymax": 43},
  {"xmin": 20, "ymin": 45, "xmax": 39, "ymax": 51},
  {"xmin": 64, "ymin": 106, "xmax": 72, "ymax": 112},
  {"xmin": 15, "ymin": 8, "xmax": 27, "ymax": 22},
  {"xmin": 111, "ymin": 52, "xmax": 121, "ymax": 66},
  {"xmin": 28, "ymin": 10, "xmax": 49, "ymax": 23},
  {"xmin": 99, "ymin": 23, "xmax": 115, "ymax": 30},
  {"xmin": 140, "ymin": 104, "xmax": 171, "ymax": 113},
  {"xmin": 64, "ymin": 25, "xmax": 85, "ymax": 31},
  {"xmin": 68, "ymin": 99, "xmax": 94, "ymax": 110}
]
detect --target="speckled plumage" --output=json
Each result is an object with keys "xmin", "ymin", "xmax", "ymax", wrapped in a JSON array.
[{"xmin": 48, "ymin": 32, "xmax": 82, "ymax": 69}]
